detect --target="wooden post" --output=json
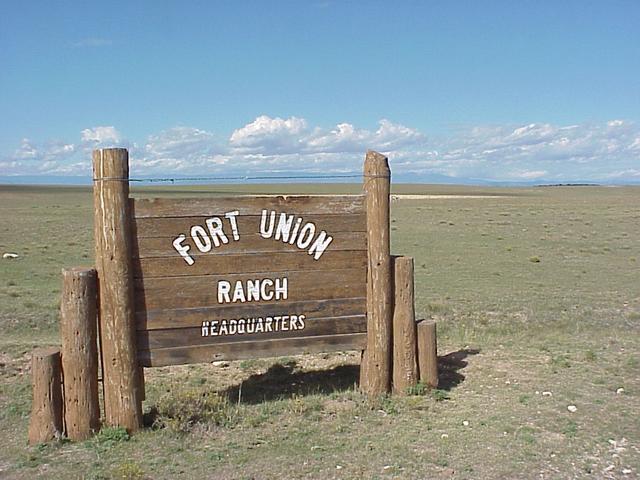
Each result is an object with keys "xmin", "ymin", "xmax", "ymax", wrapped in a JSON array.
[
  {"xmin": 60, "ymin": 267, "xmax": 100, "ymax": 440},
  {"xmin": 392, "ymin": 256, "xmax": 418, "ymax": 394},
  {"xmin": 28, "ymin": 348, "xmax": 63, "ymax": 444},
  {"xmin": 417, "ymin": 320, "xmax": 439, "ymax": 388},
  {"xmin": 360, "ymin": 150, "xmax": 392, "ymax": 396},
  {"xmin": 93, "ymin": 148, "xmax": 142, "ymax": 431}
]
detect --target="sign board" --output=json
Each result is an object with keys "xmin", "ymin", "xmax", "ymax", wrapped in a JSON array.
[{"xmin": 131, "ymin": 195, "xmax": 368, "ymax": 367}]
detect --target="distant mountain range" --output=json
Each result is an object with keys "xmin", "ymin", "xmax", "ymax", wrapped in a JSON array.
[{"xmin": 1, "ymin": 173, "xmax": 639, "ymax": 187}]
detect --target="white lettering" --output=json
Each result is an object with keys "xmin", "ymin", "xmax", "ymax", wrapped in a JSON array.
[
  {"xmin": 289, "ymin": 217, "xmax": 303, "ymax": 244},
  {"xmin": 232, "ymin": 280, "xmax": 246, "ymax": 303},
  {"xmin": 296, "ymin": 222, "xmax": 316, "ymax": 249},
  {"xmin": 201, "ymin": 321, "xmax": 210, "ymax": 336},
  {"xmin": 219, "ymin": 320, "xmax": 228, "ymax": 335},
  {"xmin": 246, "ymin": 318, "xmax": 256, "ymax": 334},
  {"xmin": 172, "ymin": 234, "xmax": 194, "ymax": 265},
  {"xmin": 191, "ymin": 225, "xmax": 212, "ymax": 252},
  {"xmin": 228, "ymin": 319, "xmax": 237, "ymax": 335},
  {"xmin": 275, "ymin": 277, "xmax": 288, "ymax": 300},
  {"xmin": 217, "ymin": 277, "xmax": 288, "ymax": 304},
  {"xmin": 308, "ymin": 231, "xmax": 333, "ymax": 260},
  {"xmin": 261, "ymin": 278, "xmax": 274, "ymax": 300},
  {"xmin": 201, "ymin": 313, "xmax": 306, "ymax": 336},
  {"xmin": 225, "ymin": 211, "xmax": 240, "ymax": 241},
  {"xmin": 205, "ymin": 217, "xmax": 228, "ymax": 247},
  {"xmin": 217, "ymin": 281, "xmax": 231, "ymax": 303},
  {"xmin": 275, "ymin": 213, "xmax": 294, "ymax": 242},
  {"xmin": 260, "ymin": 209, "xmax": 276, "ymax": 238},
  {"xmin": 247, "ymin": 279, "xmax": 260, "ymax": 302}
]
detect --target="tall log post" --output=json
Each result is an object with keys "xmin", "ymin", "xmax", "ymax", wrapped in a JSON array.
[
  {"xmin": 392, "ymin": 256, "xmax": 418, "ymax": 394},
  {"xmin": 360, "ymin": 150, "xmax": 392, "ymax": 395},
  {"xmin": 28, "ymin": 348, "xmax": 63, "ymax": 444},
  {"xmin": 93, "ymin": 148, "xmax": 142, "ymax": 431},
  {"xmin": 60, "ymin": 267, "xmax": 100, "ymax": 440},
  {"xmin": 417, "ymin": 320, "xmax": 439, "ymax": 388}
]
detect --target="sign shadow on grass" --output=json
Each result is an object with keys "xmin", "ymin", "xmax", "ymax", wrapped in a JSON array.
[
  {"xmin": 437, "ymin": 348, "xmax": 480, "ymax": 391},
  {"xmin": 223, "ymin": 360, "xmax": 360, "ymax": 404},
  {"xmin": 222, "ymin": 347, "xmax": 481, "ymax": 403}
]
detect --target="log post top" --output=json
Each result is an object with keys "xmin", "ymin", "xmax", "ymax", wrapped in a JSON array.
[
  {"xmin": 92, "ymin": 148, "xmax": 130, "ymax": 183},
  {"xmin": 364, "ymin": 150, "xmax": 391, "ymax": 179},
  {"xmin": 62, "ymin": 266, "xmax": 96, "ymax": 277},
  {"xmin": 32, "ymin": 346, "xmax": 62, "ymax": 358}
]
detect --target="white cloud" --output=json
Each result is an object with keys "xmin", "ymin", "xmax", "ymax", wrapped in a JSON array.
[
  {"xmin": 230, "ymin": 116, "xmax": 308, "ymax": 153},
  {"xmin": 81, "ymin": 126, "xmax": 121, "ymax": 145},
  {"xmin": 13, "ymin": 138, "xmax": 39, "ymax": 160},
  {"xmin": 230, "ymin": 116, "xmax": 423, "ymax": 158},
  {"xmin": 130, "ymin": 126, "xmax": 226, "ymax": 174},
  {"xmin": 422, "ymin": 120, "xmax": 640, "ymax": 181},
  {"xmin": 0, "ymin": 139, "xmax": 77, "ymax": 175},
  {"xmin": 373, "ymin": 119, "xmax": 424, "ymax": 149},
  {"xmin": 305, "ymin": 123, "xmax": 369, "ymax": 153},
  {"xmin": 2, "ymin": 118, "xmax": 639, "ymax": 182}
]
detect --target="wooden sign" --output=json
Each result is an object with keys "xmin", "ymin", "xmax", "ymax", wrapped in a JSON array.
[
  {"xmin": 31, "ymin": 147, "xmax": 434, "ymax": 442},
  {"xmin": 131, "ymin": 195, "xmax": 368, "ymax": 366},
  {"xmin": 31, "ymin": 148, "xmax": 428, "ymax": 441},
  {"xmin": 91, "ymin": 148, "xmax": 393, "ymax": 431}
]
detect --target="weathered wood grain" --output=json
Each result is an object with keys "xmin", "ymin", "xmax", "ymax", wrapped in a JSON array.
[
  {"xmin": 417, "ymin": 319, "xmax": 439, "ymax": 388},
  {"xmin": 93, "ymin": 148, "xmax": 142, "ymax": 431},
  {"xmin": 134, "ymin": 268, "xmax": 366, "ymax": 311},
  {"xmin": 138, "ymin": 333, "xmax": 367, "ymax": 367},
  {"xmin": 132, "ymin": 214, "xmax": 366, "ymax": 239},
  {"xmin": 60, "ymin": 267, "xmax": 100, "ymax": 440},
  {"xmin": 137, "ymin": 297, "xmax": 366, "ymax": 330},
  {"xmin": 132, "ymin": 195, "xmax": 365, "ymax": 218},
  {"xmin": 361, "ymin": 150, "xmax": 393, "ymax": 396},
  {"xmin": 137, "ymin": 315, "xmax": 366, "ymax": 350},
  {"xmin": 133, "ymin": 250, "xmax": 366, "ymax": 279},
  {"xmin": 28, "ymin": 347, "xmax": 63, "ymax": 445},
  {"xmin": 391, "ymin": 256, "xmax": 418, "ymax": 395}
]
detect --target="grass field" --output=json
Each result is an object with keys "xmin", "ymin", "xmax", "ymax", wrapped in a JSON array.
[{"xmin": 0, "ymin": 183, "xmax": 639, "ymax": 479}]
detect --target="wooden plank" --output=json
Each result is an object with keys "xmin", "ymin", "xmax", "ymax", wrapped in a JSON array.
[
  {"xmin": 136, "ymin": 297, "xmax": 366, "ymax": 330},
  {"xmin": 138, "ymin": 333, "xmax": 367, "ymax": 367},
  {"xmin": 132, "ymin": 214, "xmax": 366, "ymax": 238},
  {"xmin": 133, "ymin": 250, "xmax": 366, "ymax": 279},
  {"xmin": 134, "ymin": 268, "xmax": 366, "ymax": 311},
  {"xmin": 137, "ymin": 315, "xmax": 366, "ymax": 350},
  {"xmin": 132, "ymin": 231, "xmax": 366, "ymax": 258},
  {"xmin": 132, "ymin": 195, "xmax": 365, "ymax": 218}
]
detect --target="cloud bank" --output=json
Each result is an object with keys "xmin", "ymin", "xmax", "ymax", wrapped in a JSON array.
[{"xmin": 1, "ymin": 116, "xmax": 639, "ymax": 183}]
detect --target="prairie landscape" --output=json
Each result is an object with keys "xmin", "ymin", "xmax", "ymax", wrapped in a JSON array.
[{"xmin": 0, "ymin": 183, "xmax": 638, "ymax": 479}]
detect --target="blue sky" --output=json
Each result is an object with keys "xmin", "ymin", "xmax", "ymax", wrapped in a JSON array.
[{"xmin": 1, "ymin": 1, "xmax": 639, "ymax": 182}]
